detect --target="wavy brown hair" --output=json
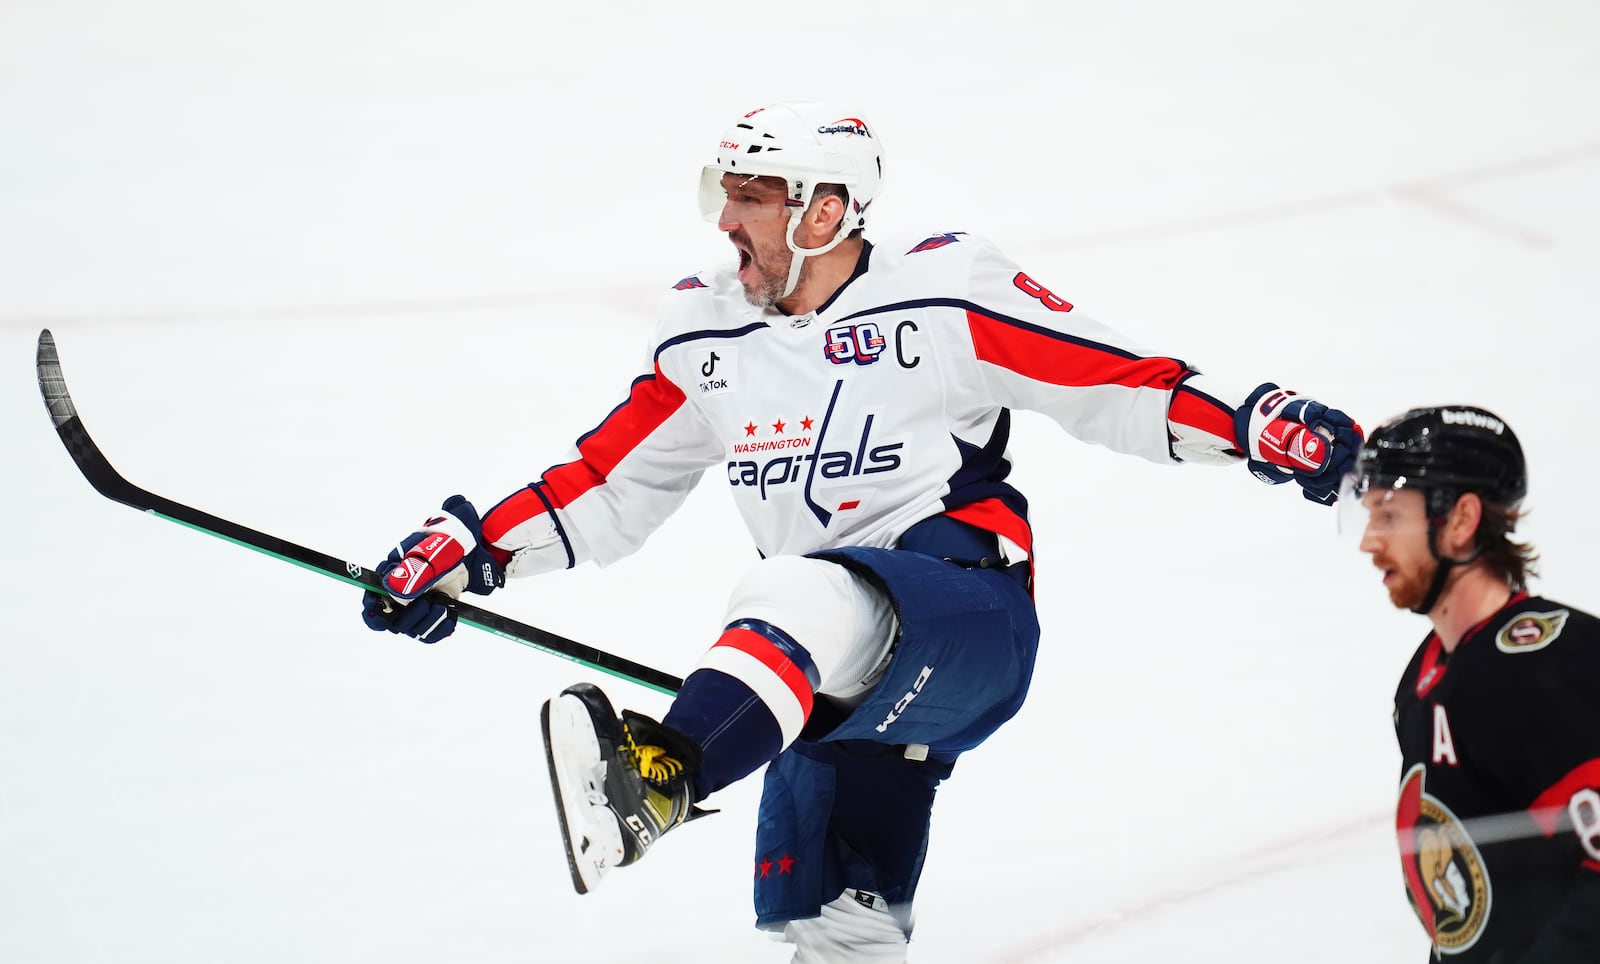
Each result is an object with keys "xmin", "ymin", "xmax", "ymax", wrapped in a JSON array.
[{"xmin": 1476, "ymin": 501, "xmax": 1539, "ymax": 593}]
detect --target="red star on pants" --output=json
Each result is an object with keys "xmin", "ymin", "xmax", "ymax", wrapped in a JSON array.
[
  {"xmin": 777, "ymin": 854, "xmax": 796, "ymax": 874},
  {"xmin": 757, "ymin": 858, "xmax": 773, "ymax": 878},
  {"xmin": 744, "ymin": 422, "xmax": 758, "ymax": 437}
]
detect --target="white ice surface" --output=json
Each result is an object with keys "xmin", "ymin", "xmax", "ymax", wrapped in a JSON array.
[{"xmin": 3, "ymin": 2, "xmax": 1598, "ymax": 961}]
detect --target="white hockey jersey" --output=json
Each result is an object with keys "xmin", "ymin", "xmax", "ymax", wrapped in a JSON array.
[{"xmin": 481, "ymin": 230, "xmax": 1250, "ymax": 576}]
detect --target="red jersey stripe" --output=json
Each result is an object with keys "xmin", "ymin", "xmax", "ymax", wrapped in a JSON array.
[
  {"xmin": 713, "ymin": 626, "xmax": 815, "ymax": 719},
  {"xmin": 1528, "ymin": 758, "xmax": 1600, "ymax": 836},
  {"xmin": 544, "ymin": 366, "xmax": 688, "ymax": 508},
  {"xmin": 946, "ymin": 498, "xmax": 1033, "ymax": 556},
  {"xmin": 967, "ymin": 310, "xmax": 1188, "ymax": 389},
  {"xmin": 481, "ymin": 488, "xmax": 548, "ymax": 546},
  {"xmin": 1170, "ymin": 384, "xmax": 1237, "ymax": 444}
]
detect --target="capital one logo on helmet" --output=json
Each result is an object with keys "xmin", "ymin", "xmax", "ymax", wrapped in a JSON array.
[{"xmin": 818, "ymin": 118, "xmax": 871, "ymax": 137}]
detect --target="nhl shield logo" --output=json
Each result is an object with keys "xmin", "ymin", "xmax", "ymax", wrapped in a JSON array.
[{"xmin": 1495, "ymin": 608, "xmax": 1570, "ymax": 654}]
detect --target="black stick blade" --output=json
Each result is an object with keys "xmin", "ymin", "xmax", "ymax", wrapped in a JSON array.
[{"xmin": 37, "ymin": 329, "xmax": 79, "ymax": 427}]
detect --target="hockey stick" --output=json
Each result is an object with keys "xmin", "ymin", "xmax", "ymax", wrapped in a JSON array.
[{"xmin": 35, "ymin": 329, "xmax": 683, "ymax": 696}]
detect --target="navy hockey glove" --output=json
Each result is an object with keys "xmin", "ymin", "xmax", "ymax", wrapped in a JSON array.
[
  {"xmin": 1234, "ymin": 383, "xmax": 1363, "ymax": 506},
  {"xmin": 361, "ymin": 495, "xmax": 503, "ymax": 643},
  {"xmin": 361, "ymin": 590, "xmax": 457, "ymax": 644}
]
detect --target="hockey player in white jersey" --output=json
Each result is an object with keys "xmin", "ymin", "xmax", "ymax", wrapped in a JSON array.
[{"xmin": 361, "ymin": 100, "xmax": 1364, "ymax": 960}]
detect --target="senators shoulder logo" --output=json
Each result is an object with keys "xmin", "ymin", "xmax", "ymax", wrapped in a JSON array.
[
  {"xmin": 1495, "ymin": 608, "xmax": 1570, "ymax": 654},
  {"xmin": 1396, "ymin": 764, "xmax": 1491, "ymax": 955}
]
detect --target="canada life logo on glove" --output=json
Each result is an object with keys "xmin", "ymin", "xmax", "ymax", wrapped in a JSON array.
[
  {"xmin": 385, "ymin": 557, "xmax": 434, "ymax": 597},
  {"xmin": 1299, "ymin": 432, "xmax": 1323, "ymax": 469},
  {"xmin": 1256, "ymin": 413, "xmax": 1330, "ymax": 474},
  {"xmin": 384, "ymin": 531, "xmax": 465, "ymax": 598}
]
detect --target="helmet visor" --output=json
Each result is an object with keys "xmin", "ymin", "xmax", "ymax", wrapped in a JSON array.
[
  {"xmin": 1337, "ymin": 473, "xmax": 1429, "ymax": 539},
  {"xmin": 698, "ymin": 167, "xmax": 799, "ymax": 224}
]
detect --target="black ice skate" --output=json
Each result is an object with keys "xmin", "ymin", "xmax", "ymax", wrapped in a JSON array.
[{"xmin": 540, "ymin": 682, "xmax": 711, "ymax": 894}]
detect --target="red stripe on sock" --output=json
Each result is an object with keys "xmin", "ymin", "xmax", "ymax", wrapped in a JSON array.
[{"xmin": 713, "ymin": 627, "xmax": 815, "ymax": 719}]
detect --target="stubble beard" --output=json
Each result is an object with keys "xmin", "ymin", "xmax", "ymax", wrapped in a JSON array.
[{"xmin": 743, "ymin": 239, "xmax": 801, "ymax": 309}]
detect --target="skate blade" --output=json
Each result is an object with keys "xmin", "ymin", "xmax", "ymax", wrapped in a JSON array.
[{"xmin": 540, "ymin": 693, "xmax": 625, "ymax": 895}]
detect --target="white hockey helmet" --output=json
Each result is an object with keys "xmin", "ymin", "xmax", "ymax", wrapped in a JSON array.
[{"xmin": 698, "ymin": 101, "xmax": 885, "ymax": 251}]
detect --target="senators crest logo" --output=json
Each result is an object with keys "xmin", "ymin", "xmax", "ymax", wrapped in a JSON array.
[
  {"xmin": 1495, "ymin": 608, "xmax": 1569, "ymax": 653},
  {"xmin": 1396, "ymin": 765, "xmax": 1490, "ymax": 955}
]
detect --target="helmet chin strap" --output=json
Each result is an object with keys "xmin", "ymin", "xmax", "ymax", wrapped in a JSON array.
[
  {"xmin": 1412, "ymin": 522, "xmax": 1487, "ymax": 615},
  {"xmin": 779, "ymin": 207, "xmax": 853, "ymax": 300}
]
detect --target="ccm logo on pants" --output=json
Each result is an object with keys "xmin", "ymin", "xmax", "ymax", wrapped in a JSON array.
[{"xmin": 877, "ymin": 666, "xmax": 934, "ymax": 733}]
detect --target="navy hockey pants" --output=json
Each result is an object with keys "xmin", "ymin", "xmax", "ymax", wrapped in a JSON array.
[{"xmin": 751, "ymin": 540, "xmax": 1039, "ymax": 931}]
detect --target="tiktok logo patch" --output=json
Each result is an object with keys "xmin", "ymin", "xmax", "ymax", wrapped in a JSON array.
[
  {"xmin": 824, "ymin": 322, "xmax": 886, "ymax": 366},
  {"xmin": 697, "ymin": 347, "xmax": 736, "ymax": 397}
]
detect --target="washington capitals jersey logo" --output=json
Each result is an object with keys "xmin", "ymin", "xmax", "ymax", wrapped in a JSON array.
[
  {"xmin": 673, "ymin": 275, "xmax": 708, "ymax": 291},
  {"xmin": 908, "ymin": 232, "xmax": 966, "ymax": 254}
]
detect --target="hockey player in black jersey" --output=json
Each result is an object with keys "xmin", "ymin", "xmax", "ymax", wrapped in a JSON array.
[{"xmin": 1349, "ymin": 406, "xmax": 1600, "ymax": 962}]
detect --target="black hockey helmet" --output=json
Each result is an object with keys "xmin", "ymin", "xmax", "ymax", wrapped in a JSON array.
[{"xmin": 1351, "ymin": 405, "xmax": 1526, "ymax": 518}]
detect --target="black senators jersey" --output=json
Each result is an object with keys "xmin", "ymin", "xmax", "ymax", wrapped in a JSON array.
[{"xmin": 1393, "ymin": 594, "xmax": 1600, "ymax": 962}]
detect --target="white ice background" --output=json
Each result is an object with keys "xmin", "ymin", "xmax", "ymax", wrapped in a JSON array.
[{"xmin": 3, "ymin": 2, "xmax": 1599, "ymax": 961}]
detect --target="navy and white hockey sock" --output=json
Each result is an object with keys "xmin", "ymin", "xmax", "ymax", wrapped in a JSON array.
[{"xmin": 663, "ymin": 618, "xmax": 821, "ymax": 800}]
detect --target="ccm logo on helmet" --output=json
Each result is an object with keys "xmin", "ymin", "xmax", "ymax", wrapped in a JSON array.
[
  {"xmin": 818, "ymin": 118, "xmax": 871, "ymax": 137},
  {"xmin": 1441, "ymin": 409, "xmax": 1505, "ymax": 434}
]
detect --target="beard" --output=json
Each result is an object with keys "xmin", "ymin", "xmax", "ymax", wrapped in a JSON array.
[
  {"xmin": 737, "ymin": 232, "xmax": 801, "ymax": 309},
  {"xmin": 1380, "ymin": 554, "xmax": 1439, "ymax": 612}
]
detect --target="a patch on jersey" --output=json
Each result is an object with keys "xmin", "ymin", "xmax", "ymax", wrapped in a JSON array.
[
  {"xmin": 1396, "ymin": 764, "xmax": 1491, "ymax": 955},
  {"xmin": 695, "ymin": 347, "xmax": 736, "ymax": 397},
  {"xmin": 672, "ymin": 275, "xmax": 708, "ymax": 291},
  {"xmin": 823, "ymin": 322, "xmax": 887, "ymax": 366},
  {"xmin": 906, "ymin": 231, "xmax": 966, "ymax": 254},
  {"xmin": 1495, "ymin": 608, "xmax": 1570, "ymax": 654}
]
